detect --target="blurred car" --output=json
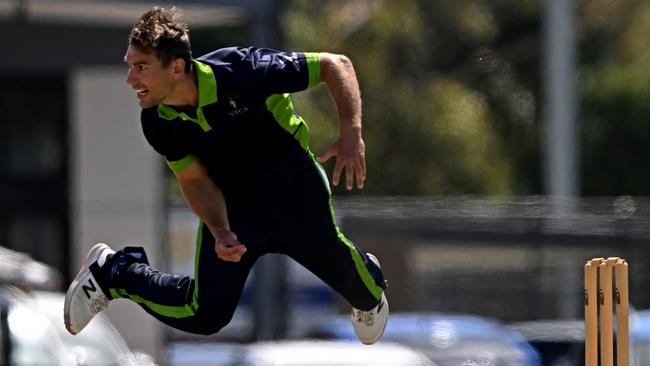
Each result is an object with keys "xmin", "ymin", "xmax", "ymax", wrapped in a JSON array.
[
  {"xmin": 308, "ymin": 312, "xmax": 541, "ymax": 366},
  {"xmin": 0, "ymin": 245, "xmax": 156, "ymax": 366},
  {"xmin": 167, "ymin": 340, "xmax": 435, "ymax": 366},
  {"xmin": 507, "ymin": 317, "xmax": 650, "ymax": 366},
  {"xmin": 509, "ymin": 311, "xmax": 650, "ymax": 366},
  {"xmin": 628, "ymin": 309, "xmax": 650, "ymax": 366},
  {"xmin": 509, "ymin": 319, "xmax": 584, "ymax": 366}
]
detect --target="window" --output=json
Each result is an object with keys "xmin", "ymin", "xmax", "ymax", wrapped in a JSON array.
[{"xmin": 0, "ymin": 78, "xmax": 68, "ymax": 280}]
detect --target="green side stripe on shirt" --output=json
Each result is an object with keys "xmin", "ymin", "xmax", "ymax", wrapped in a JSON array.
[
  {"xmin": 305, "ymin": 52, "xmax": 321, "ymax": 88},
  {"xmin": 166, "ymin": 155, "xmax": 196, "ymax": 172},
  {"xmin": 266, "ymin": 94, "xmax": 310, "ymax": 152}
]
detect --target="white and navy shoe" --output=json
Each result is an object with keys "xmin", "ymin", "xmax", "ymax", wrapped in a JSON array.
[
  {"xmin": 351, "ymin": 253, "xmax": 389, "ymax": 345},
  {"xmin": 64, "ymin": 243, "xmax": 115, "ymax": 335}
]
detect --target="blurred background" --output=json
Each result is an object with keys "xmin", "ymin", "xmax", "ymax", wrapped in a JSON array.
[{"xmin": 1, "ymin": 0, "xmax": 650, "ymax": 365}]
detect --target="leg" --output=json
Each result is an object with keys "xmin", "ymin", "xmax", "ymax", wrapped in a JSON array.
[
  {"xmin": 270, "ymin": 157, "xmax": 386, "ymax": 311},
  {"xmin": 107, "ymin": 221, "xmax": 261, "ymax": 335},
  {"xmin": 269, "ymin": 156, "xmax": 389, "ymax": 344}
]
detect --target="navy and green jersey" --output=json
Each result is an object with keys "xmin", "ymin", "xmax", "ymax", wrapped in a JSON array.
[
  {"xmin": 141, "ymin": 47, "xmax": 321, "ymax": 196},
  {"xmin": 114, "ymin": 48, "xmax": 387, "ymax": 329}
]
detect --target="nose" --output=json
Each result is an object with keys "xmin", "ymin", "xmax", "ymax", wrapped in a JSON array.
[{"xmin": 126, "ymin": 68, "xmax": 136, "ymax": 86}]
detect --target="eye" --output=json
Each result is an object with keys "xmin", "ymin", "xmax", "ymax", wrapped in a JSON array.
[{"xmin": 138, "ymin": 64, "xmax": 148, "ymax": 71}]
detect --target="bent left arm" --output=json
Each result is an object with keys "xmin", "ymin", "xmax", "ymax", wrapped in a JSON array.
[{"xmin": 315, "ymin": 53, "xmax": 366, "ymax": 190}]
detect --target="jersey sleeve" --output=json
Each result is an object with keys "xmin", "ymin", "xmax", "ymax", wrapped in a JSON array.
[
  {"xmin": 200, "ymin": 47, "xmax": 321, "ymax": 96},
  {"xmin": 141, "ymin": 109, "xmax": 196, "ymax": 172}
]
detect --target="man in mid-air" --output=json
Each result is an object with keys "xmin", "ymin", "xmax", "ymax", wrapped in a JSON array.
[{"xmin": 64, "ymin": 6, "xmax": 388, "ymax": 345}]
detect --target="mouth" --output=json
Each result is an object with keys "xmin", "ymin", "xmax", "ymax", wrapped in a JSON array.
[{"xmin": 135, "ymin": 88, "xmax": 149, "ymax": 98}]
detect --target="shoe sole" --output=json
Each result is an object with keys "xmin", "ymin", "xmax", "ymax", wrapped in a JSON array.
[{"xmin": 64, "ymin": 243, "xmax": 110, "ymax": 335}]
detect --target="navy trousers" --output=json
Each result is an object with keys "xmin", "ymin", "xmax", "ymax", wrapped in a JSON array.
[{"xmin": 104, "ymin": 158, "xmax": 386, "ymax": 335}]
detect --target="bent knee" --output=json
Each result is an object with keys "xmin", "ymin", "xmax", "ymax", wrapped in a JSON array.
[{"xmin": 191, "ymin": 312, "xmax": 233, "ymax": 335}]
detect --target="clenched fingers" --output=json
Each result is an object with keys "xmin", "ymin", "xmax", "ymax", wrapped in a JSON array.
[{"xmin": 215, "ymin": 242, "xmax": 247, "ymax": 262}]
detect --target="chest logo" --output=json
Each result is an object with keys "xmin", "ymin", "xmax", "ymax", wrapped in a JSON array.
[{"xmin": 227, "ymin": 95, "xmax": 250, "ymax": 117}]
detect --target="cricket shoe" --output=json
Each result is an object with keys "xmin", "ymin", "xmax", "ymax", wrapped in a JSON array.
[
  {"xmin": 64, "ymin": 243, "xmax": 115, "ymax": 335},
  {"xmin": 351, "ymin": 253, "xmax": 389, "ymax": 345}
]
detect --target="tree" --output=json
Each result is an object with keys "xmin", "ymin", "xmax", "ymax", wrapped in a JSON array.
[
  {"xmin": 282, "ymin": 0, "xmax": 540, "ymax": 195},
  {"xmin": 283, "ymin": 0, "xmax": 650, "ymax": 196}
]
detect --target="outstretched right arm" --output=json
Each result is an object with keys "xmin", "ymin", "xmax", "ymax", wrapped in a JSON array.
[
  {"xmin": 140, "ymin": 111, "xmax": 246, "ymax": 261},
  {"xmin": 174, "ymin": 159, "xmax": 247, "ymax": 262}
]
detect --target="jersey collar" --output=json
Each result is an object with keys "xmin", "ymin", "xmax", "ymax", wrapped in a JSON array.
[
  {"xmin": 193, "ymin": 59, "xmax": 218, "ymax": 107},
  {"xmin": 156, "ymin": 60, "xmax": 217, "ymax": 132}
]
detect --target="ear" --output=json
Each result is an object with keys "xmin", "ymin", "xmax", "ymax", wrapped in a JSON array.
[{"xmin": 171, "ymin": 58, "xmax": 186, "ymax": 78}]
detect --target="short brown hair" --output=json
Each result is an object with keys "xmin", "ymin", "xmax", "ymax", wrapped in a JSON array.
[{"xmin": 129, "ymin": 7, "xmax": 192, "ymax": 72}]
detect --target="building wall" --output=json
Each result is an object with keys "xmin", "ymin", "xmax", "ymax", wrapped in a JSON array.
[
  {"xmin": 0, "ymin": 18, "xmax": 168, "ymax": 361},
  {"xmin": 69, "ymin": 66, "xmax": 165, "ymax": 359},
  {"xmin": 0, "ymin": 23, "xmax": 128, "ymax": 72}
]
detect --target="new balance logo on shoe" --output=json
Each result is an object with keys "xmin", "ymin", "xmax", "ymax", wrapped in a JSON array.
[
  {"xmin": 82, "ymin": 278, "xmax": 97, "ymax": 299},
  {"xmin": 377, "ymin": 299, "xmax": 385, "ymax": 314}
]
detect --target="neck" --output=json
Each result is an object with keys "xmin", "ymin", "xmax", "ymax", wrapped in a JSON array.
[{"xmin": 165, "ymin": 72, "xmax": 198, "ymax": 110}]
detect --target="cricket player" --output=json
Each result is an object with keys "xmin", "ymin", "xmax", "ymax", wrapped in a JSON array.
[{"xmin": 64, "ymin": 6, "xmax": 388, "ymax": 345}]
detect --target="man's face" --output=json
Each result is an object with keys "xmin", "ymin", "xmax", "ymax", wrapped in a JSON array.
[{"xmin": 124, "ymin": 45, "xmax": 176, "ymax": 108}]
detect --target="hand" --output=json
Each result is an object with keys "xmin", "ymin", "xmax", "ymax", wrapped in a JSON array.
[
  {"xmin": 214, "ymin": 230, "xmax": 247, "ymax": 262},
  {"xmin": 317, "ymin": 135, "xmax": 366, "ymax": 190}
]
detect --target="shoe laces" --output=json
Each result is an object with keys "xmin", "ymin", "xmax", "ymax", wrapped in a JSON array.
[
  {"xmin": 353, "ymin": 308, "xmax": 375, "ymax": 326},
  {"xmin": 88, "ymin": 293, "xmax": 109, "ymax": 314}
]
